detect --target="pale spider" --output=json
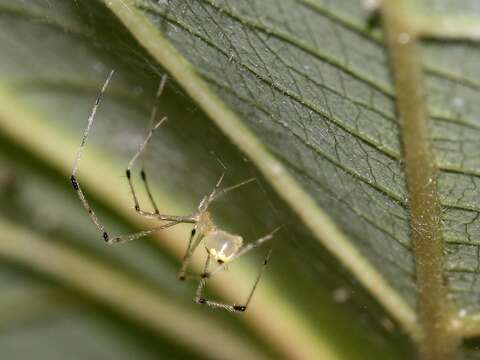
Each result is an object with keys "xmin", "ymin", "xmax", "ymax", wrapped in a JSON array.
[{"xmin": 70, "ymin": 70, "xmax": 280, "ymax": 312}]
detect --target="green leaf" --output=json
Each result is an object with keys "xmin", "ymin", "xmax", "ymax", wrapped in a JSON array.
[{"xmin": 4, "ymin": 0, "xmax": 480, "ymax": 358}]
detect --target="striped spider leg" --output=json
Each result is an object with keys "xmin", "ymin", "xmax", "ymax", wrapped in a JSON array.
[{"xmin": 70, "ymin": 70, "xmax": 184, "ymax": 244}]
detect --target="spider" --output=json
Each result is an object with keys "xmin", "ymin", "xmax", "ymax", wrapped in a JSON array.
[{"xmin": 70, "ymin": 70, "xmax": 280, "ymax": 312}]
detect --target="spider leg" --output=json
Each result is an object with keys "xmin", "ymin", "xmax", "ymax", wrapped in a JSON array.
[
  {"xmin": 70, "ymin": 70, "xmax": 114, "ymax": 241},
  {"xmin": 127, "ymin": 75, "xmax": 168, "ymax": 216},
  {"xmin": 209, "ymin": 172, "xmax": 225, "ymax": 199},
  {"xmin": 125, "ymin": 127, "xmax": 197, "ymax": 222},
  {"xmin": 121, "ymin": 80, "xmax": 197, "ymax": 224},
  {"xmin": 149, "ymin": 74, "xmax": 168, "ymax": 128},
  {"xmin": 242, "ymin": 249, "xmax": 272, "ymax": 310},
  {"xmin": 140, "ymin": 167, "xmax": 160, "ymax": 214},
  {"xmin": 200, "ymin": 174, "xmax": 256, "ymax": 212},
  {"xmin": 108, "ymin": 220, "xmax": 180, "ymax": 244},
  {"xmin": 70, "ymin": 71, "xmax": 191, "ymax": 243},
  {"xmin": 210, "ymin": 177, "xmax": 256, "ymax": 202},
  {"xmin": 177, "ymin": 228, "xmax": 203, "ymax": 280},
  {"xmin": 126, "ymin": 115, "xmax": 166, "ymax": 213},
  {"xmin": 194, "ymin": 250, "xmax": 272, "ymax": 312}
]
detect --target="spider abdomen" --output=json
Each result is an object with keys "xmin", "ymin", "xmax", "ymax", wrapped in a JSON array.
[{"xmin": 205, "ymin": 230, "xmax": 243, "ymax": 263}]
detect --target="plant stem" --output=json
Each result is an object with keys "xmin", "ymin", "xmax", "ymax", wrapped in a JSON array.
[{"xmin": 381, "ymin": 1, "xmax": 461, "ymax": 359}]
